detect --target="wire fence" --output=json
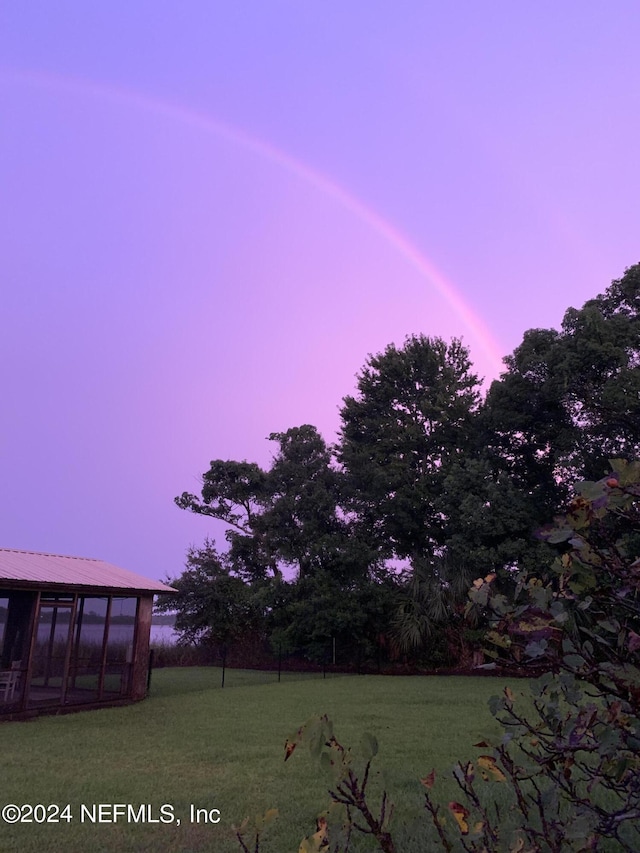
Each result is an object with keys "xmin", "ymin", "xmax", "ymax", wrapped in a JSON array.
[{"xmin": 148, "ymin": 632, "xmax": 389, "ymax": 689}]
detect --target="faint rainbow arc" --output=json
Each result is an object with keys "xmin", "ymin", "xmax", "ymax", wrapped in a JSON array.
[{"xmin": 3, "ymin": 68, "xmax": 504, "ymax": 375}]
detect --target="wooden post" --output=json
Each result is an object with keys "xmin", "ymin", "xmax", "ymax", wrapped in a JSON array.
[
  {"xmin": 147, "ymin": 648, "xmax": 154, "ymax": 695},
  {"xmin": 131, "ymin": 596, "xmax": 152, "ymax": 701}
]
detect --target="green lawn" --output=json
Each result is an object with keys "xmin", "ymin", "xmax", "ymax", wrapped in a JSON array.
[{"xmin": 0, "ymin": 668, "xmax": 525, "ymax": 852}]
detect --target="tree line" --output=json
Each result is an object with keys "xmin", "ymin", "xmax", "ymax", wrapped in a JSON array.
[{"xmin": 159, "ymin": 264, "xmax": 640, "ymax": 669}]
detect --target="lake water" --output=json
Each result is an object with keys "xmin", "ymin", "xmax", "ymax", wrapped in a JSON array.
[{"xmin": 149, "ymin": 624, "xmax": 180, "ymax": 645}]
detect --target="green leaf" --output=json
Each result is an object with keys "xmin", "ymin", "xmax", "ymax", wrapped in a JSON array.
[
  {"xmin": 360, "ymin": 732, "xmax": 379, "ymax": 761},
  {"xmin": 254, "ymin": 808, "xmax": 278, "ymax": 831},
  {"xmin": 544, "ymin": 526, "xmax": 574, "ymax": 544},
  {"xmin": 320, "ymin": 751, "xmax": 335, "ymax": 776},
  {"xmin": 596, "ymin": 619, "xmax": 619, "ymax": 633},
  {"xmin": 576, "ymin": 480, "xmax": 606, "ymax": 501},
  {"xmin": 525, "ymin": 639, "xmax": 548, "ymax": 659},
  {"xmin": 488, "ymin": 694, "xmax": 502, "ymax": 716}
]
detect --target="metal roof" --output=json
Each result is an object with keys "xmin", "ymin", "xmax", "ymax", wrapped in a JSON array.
[{"xmin": 0, "ymin": 548, "xmax": 176, "ymax": 593}]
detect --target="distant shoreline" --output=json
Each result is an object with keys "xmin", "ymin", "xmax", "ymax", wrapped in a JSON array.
[{"xmin": 151, "ymin": 613, "xmax": 176, "ymax": 626}]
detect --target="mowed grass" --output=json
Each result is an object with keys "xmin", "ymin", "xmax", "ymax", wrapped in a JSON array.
[{"xmin": 0, "ymin": 668, "xmax": 526, "ymax": 852}]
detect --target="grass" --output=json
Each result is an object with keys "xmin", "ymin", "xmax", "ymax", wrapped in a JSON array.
[{"xmin": 0, "ymin": 667, "xmax": 525, "ymax": 852}]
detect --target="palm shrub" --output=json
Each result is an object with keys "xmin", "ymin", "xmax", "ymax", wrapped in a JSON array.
[{"xmin": 392, "ymin": 554, "xmax": 481, "ymax": 666}]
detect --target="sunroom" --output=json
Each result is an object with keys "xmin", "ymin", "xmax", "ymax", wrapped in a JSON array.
[{"xmin": 0, "ymin": 548, "xmax": 175, "ymax": 720}]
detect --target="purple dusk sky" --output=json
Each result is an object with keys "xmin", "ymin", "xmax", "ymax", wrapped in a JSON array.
[{"xmin": 1, "ymin": 3, "xmax": 639, "ymax": 583}]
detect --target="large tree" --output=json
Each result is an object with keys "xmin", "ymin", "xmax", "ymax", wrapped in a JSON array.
[
  {"xmin": 172, "ymin": 427, "xmax": 390, "ymax": 665},
  {"xmin": 337, "ymin": 335, "xmax": 482, "ymax": 568},
  {"xmin": 485, "ymin": 264, "xmax": 640, "ymax": 488},
  {"xmin": 437, "ymin": 449, "xmax": 560, "ymax": 576},
  {"xmin": 557, "ymin": 266, "xmax": 640, "ymax": 476},
  {"xmin": 176, "ymin": 425, "xmax": 377, "ymax": 583},
  {"xmin": 156, "ymin": 541, "xmax": 262, "ymax": 647},
  {"xmin": 269, "ymin": 567, "xmax": 397, "ymax": 666},
  {"xmin": 473, "ymin": 264, "xmax": 640, "ymax": 570},
  {"xmin": 259, "ymin": 425, "xmax": 367, "ymax": 582},
  {"xmin": 441, "ymin": 264, "xmax": 640, "ymax": 577},
  {"xmin": 175, "ymin": 458, "xmax": 275, "ymax": 582}
]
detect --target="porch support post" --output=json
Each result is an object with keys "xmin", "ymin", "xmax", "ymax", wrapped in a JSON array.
[{"xmin": 131, "ymin": 595, "xmax": 153, "ymax": 700}]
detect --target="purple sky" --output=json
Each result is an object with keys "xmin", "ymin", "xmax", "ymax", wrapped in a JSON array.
[{"xmin": 1, "ymin": 3, "xmax": 639, "ymax": 583}]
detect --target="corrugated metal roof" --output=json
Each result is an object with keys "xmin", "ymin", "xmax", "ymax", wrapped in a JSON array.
[{"xmin": 0, "ymin": 548, "xmax": 176, "ymax": 593}]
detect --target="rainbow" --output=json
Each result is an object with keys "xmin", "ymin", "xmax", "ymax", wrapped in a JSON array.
[{"xmin": 2, "ymin": 68, "xmax": 505, "ymax": 376}]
